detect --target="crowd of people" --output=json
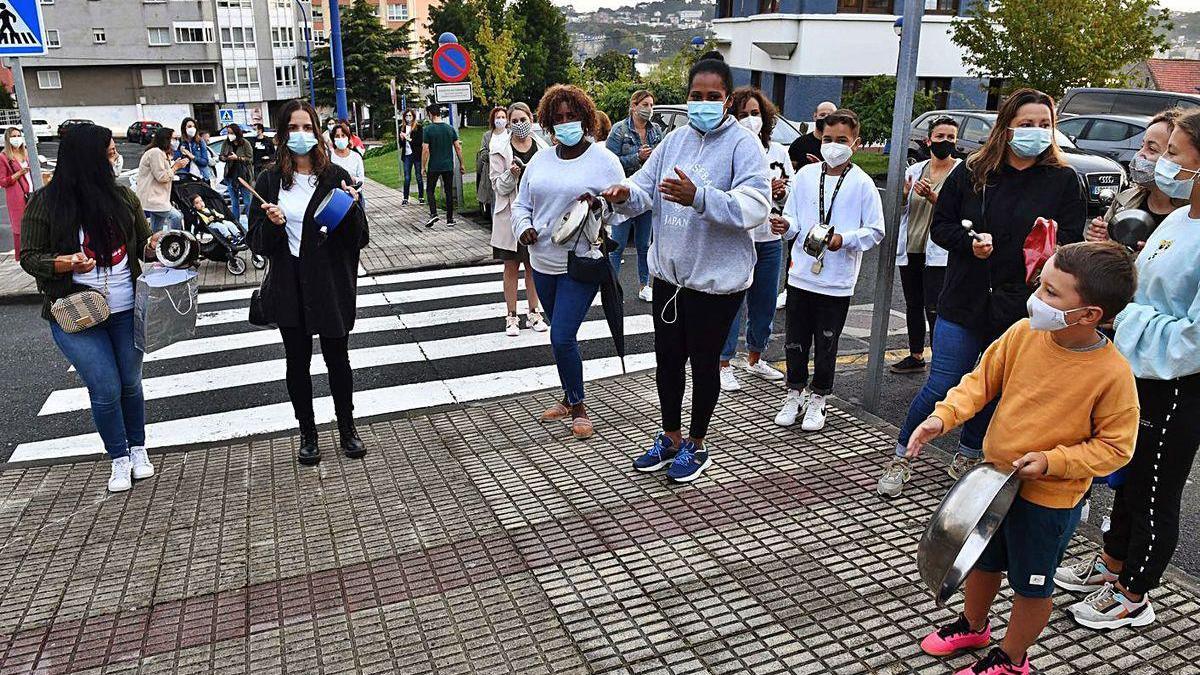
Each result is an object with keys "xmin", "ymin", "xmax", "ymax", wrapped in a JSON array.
[{"xmin": 11, "ymin": 48, "xmax": 1200, "ymax": 674}]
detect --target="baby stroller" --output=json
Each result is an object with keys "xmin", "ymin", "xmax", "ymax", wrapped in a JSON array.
[{"xmin": 171, "ymin": 174, "xmax": 265, "ymax": 275}]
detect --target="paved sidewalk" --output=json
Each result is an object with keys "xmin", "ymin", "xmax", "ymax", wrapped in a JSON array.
[
  {"xmin": 1, "ymin": 374, "xmax": 1197, "ymax": 674},
  {"xmin": 0, "ymin": 179, "xmax": 492, "ymax": 302}
]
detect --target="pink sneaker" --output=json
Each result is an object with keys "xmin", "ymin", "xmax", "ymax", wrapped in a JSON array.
[
  {"xmin": 954, "ymin": 647, "xmax": 1031, "ymax": 674},
  {"xmin": 920, "ymin": 614, "xmax": 991, "ymax": 656}
]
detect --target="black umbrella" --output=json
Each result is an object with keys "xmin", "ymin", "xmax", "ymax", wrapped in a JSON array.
[{"xmin": 599, "ymin": 234, "xmax": 627, "ymax": 374}]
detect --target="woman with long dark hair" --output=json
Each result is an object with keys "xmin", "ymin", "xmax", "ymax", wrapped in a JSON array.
[
  {"xmin": 136, "ymin": 126, "xmax": 188, "ymax": 231},
  {"xmin": 20, "ymin": 123, "xmax": 165, "ymax": 492},
  {"xmin": 220, "ymin": 124, "xmax": 254, "ymax": 216},
  {"xmin": 175, "ymin": 116, "xmax": 211, "ymax": 181},
  {"xmin": 247, "ymin": 99, "xmax": 369, "ymax": 467},
  {"xmin": 399, "ymin": 109, "xmax": 423, "ymax": 205},
  {"xmin": 882, "ymin": 88, "xmax": 1085, "ymax": 495}
]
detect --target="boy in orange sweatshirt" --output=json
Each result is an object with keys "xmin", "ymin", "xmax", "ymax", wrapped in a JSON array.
[{"xmin": 906, "ymin": 241, "xmax": 1140, "ymax": 675}]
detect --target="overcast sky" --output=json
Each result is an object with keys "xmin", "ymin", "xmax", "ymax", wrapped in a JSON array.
[{"xmin": 554, "ymin": 0, "xmax": 1199, "ymax": 13}]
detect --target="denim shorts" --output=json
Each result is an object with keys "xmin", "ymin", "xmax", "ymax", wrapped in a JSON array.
[{"xmin": 975, "ymin": 495, "xmax": 1083, "ymax": 598}]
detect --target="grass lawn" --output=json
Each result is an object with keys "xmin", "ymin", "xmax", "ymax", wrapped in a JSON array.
[
  {"xmin": 365, "ymin": 124, "xmax": 484, "ymax": 212},
  {"xmin": 852, "ymin": 151, "xmax": 889, "ymax": 178}
]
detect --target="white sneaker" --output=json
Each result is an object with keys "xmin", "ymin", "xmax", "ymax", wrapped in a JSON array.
[
  {"xmin": 776, "ymin": 291, "xmax": 787, "ymax": 311},
  {"xmin": 801, "ymin": 394, "xmax": 827, "ymax": 431},
  {"xmin": 505, "ymin": 315, "xmax": 520, "ymax": 337},
  {"xmin": 742, "ymin": 359, "xmax": 784, "ymax": 381},
  {"xmin": 774, "ymin": 389, "xmax": 808, "ymax": 426},
  {"xmin": 108, "ymin": 456, "xmax": 132, "ymax": 493},
  {"xmin": 527, "ymin": 310, "xmax": 548, "ymax": 333},
  {"xmin": 130, "ymin": 446, "xmax": 155, "ymax": 479},
  {"xmin": 1069, "ymin": 583, "xmax": 1156, "ymax": 630},
  {"xmin": 638, "ymin": 285, "xmax": 653, "ymax": 302},
  {"xmin": 719, "ymin": 366, "xmax": 741, "ymax": 392},
  {"xmin": 876, "ymin": 457, "xmax": 912, "ymax": 498},
  {"xmin": 1055, "ymin": 554, "xmax": 1119, "ymax": 593}
]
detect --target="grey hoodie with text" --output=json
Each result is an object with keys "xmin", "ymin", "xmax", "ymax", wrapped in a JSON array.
[{"xmin": 616, "ymin": 116, "xmax": 770, "ymax": 295}]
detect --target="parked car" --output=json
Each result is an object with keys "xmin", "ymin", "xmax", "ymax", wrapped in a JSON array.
[
  {"xmin": 1055, "ymin": 114, "xmax": 1149, "ymax": 167},
  {"xmin": 57, "ymin": 118, "xmax": 93, "ymax": 139},
  {"xmin": 30, "ymin": 119, "xmax": 53, "ymax": 142},
  {"xmin": 1059, "ymin": 87, "xmax": 1200, "ymax": 118},
  {"xmin": 908, "ymin": 109, "xmax": 1126, "ymax": 216},
  {"xmin": 652, "ymin": 104, "xmax": 803, "ymax": 146},
  {"xmin": 126, "ymin": 120, "xmax": 163, "ymax": 145}
]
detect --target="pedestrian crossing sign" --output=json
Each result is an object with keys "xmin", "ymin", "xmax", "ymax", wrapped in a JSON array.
[
  {"xmin": 0, "ymin": 0, "xmax": 46, "ymax": 56},
  {"xmin": 218, "ymin": 108, "xmax": 235, "ymax": 124}
]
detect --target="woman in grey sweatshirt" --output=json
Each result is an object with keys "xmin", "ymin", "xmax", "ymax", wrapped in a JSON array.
[{"xmin": 604, "ymin": 51, "xmax": 771, "ymax": 484}]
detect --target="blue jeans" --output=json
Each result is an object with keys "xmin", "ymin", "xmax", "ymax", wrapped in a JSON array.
[
  {"xmin": 227, "ymin": 181, "xmax": 252, "ymax": 217},
  {"xmin": 145, "ymin": 209, "xmax": 182, "ymax": 232},
  {"xmin": 722, "ymin": 238, "xmax": 783, "ymax": 362},
  {"xmin": 609, "ymin": 210, "xmax": 652, "ymax": 286},
  {"xmin": 895, "ymin": 318, "xmax": 997, "ymax": 458},
  {"xmin": 402, "ymin": 153, "xmax": 424, "ymax": 201},
  {"xmin": 531, "ymin": 270, "xmax": 600, "ymax": 405},
  {"xmin": 50, "ymin": 310, "xmax": 145, "ymax": 459}
]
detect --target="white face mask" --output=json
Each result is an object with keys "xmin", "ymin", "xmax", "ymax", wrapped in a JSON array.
[
  {"xmin": 1026, "ymin": 293, "xmax": 1094, "ymax": 332},
  {"xmin": 9, "ymin": 136, "xmax": 24, "ymax": 148},
  {"xmin": 185, "ymin": 126, "xmax": 196, "ymax": 137},
  {"xmin": 494, "ymin": 118, "xmax": 508, "ymax": 130},
  {"xmin": 738, "ymin": 115, "xmax": 763, "ymax": 136},
  {"xmin": 226, "ymin": 133, "xmax": 236, "ymax": 142},
  {"xmin": 820, "ymin": 142, "xmax": 853, "ymax": 168}
]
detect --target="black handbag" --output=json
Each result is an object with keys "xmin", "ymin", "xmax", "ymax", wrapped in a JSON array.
[
  {"xmin": 248, "ymin": 288, "xmax": 275, "ymax": 328},
  {"xmin": 566, "ymin": 218, "xmax": 613, "ymax": 285}
]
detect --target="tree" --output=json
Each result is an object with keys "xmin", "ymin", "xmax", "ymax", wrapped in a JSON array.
[
  {"xmin": 951, "ymin": 0, "xmax": 1173, "ymax": 100},
  {"xmin": 470, "ymin": 12, "xmax": 521, "ymax": 107},
  {"xmin": 842, "ymin": 76, "xmax": 937, "ymax": 147},
  {"xmin": 0, "ymin": 85, "xmax": 14, "ymax": 110},
  {"xmin": 313, "ymin": 0, "xmax": 416, "ymax": 129},
  {"xmin": 586, "ymin": 51, "xmax": 636, "ymax": 84},
  {"xmin": 509, "ymin": 0, "xmax": 572, "ymax": 107}
]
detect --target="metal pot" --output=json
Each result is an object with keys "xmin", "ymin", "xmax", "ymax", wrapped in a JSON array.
[
  {"xmin": 1107, "ymin": 209, "xmax": 1157, "ymax": 251},
  {"xmin": 155, "ymin": 230, "xmax": 200, "ymax": 268},
  {"xmin": 551, "ymin": 200, "xmax": 601, "ymax": 246},
  {"xmin": 917, "ymin": 463, "xmax": 1021, "ymax": 606},
  {"xmin": 802, "ymin": 223, "xmax": 833, "ymax": 258}
]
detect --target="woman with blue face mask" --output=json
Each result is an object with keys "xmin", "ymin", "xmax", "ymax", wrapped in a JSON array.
[
  {"xmin": 1059, "ymin": 108, "xmax": 1200, "ymax": 633},
  {"xmin": 512, "ymin": 85, "xmax": 626, "ymax": 441},
  {"xmin": 601, "ymin": 51, "xmax": 771, "ymax": 484},
  {"xmin": 246, "ymin": 99, "xmax": 369, "ymax": 468},
  {"xmin": 884, "ymin": 88, "xmax": 1086, "ymax": 495}
]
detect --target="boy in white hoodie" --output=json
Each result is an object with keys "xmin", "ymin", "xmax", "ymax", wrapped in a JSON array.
[{"xmin": 771, "ymin": 109, "xmax": 884, "ymax": 431}]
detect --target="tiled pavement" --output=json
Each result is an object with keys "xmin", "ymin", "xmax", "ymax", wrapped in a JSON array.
[
  {"xmin": 0, "ymin": 179, "xmax": 492, "ymax": 301},
  {"xmin": 1, "ymin": 373, "xmax": 1198, "ymax": 674}
]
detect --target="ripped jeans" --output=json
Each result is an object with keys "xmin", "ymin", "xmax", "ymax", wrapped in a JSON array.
[{"xmin": 783, "ymin": 286, "xmax": 851, "ymax": 395}]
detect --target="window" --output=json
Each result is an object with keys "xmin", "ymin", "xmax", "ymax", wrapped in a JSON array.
[
  {"xmin": 1177, "ymin": 99, "xmax": 1200, "ymax": 110},
  {"xmin": 757, "ymin": 0, "xmax": 779, "ymax": 12},
  {"xmin": 750, "ymin": 70, "xmax": 761, "ymax": 89},
  {"xmin": 313, "ymin": 29, "xmax": 326, "ymax": 46},
  {"xmin": 167, "ymin": 67, "xmax": 216, "ymax": 85},
  {"xmin": 225, "ymin": 66, "xmax": 260, "ymax": 90},
  {"xmin": 387, "ymin": 3, "xmax": 409, "ymax": 21},
  {"xmin": 1111, "ymin": 93, "xmax": 1175, "ymax": 116},
  {"xmin": 1060, "ymin": 92, "xmax": 1115, "ymax": 116},
  {"xmin": 985, "ymin": 78, "xmax": 1006, "ymax": 111},
  {"xmin": 923, "ymin": 0, "xmax": 959, "ymax": 14},
  {"xmin": 838, "ymin": 0, "xmax": 892, "ymax": 13},
  {"xmin": 45, "ymin": 29, "xmax": 59, "ymax": 48},
  {"xmin": 960, "ymin": 117, "xmax": 991, "ymax": 144},
  {"xmin": 275, "ymin": 65, "xmax": 298, "ymax": 88},
  {"xmin": 1056, "ymin": 118, "xmax": 1088, "ymax": 139},
  {"xmin": 174, "ymin": 23, "xmax": 214, "ymax": 43},
  {"xmin": 772, "ymin": 74, "xmax": 786, "ymax": 116},
  {"xmin": 841, "ymin": 76, "xmax": 868, "ymax": 98},
  {"xmin": 37, "ymin": 71, "xmax": 61, "ymax": 89},
  {"xmin": 92, "ymin": 28, "xmax": 106, "ymax": 44},
  {"xmin": 217, "ymin": 0, "xmax": 251, "ymax": 6},
  {"xmin": 141, "ymin": 68, "xmax": 164, "ymax": 87},
  {"xmin": 1083, "ymin": 119, "xmax": 1140, "ymax": 142},
  {"xmin": 917, "ymin": 77, "xmax": 951, "ymax": 110},
  {"xmin": 147, "ymin": 27, "xmax": 171, "ymax": 46},
  {"xmin": 717, "ymin": 0, "xmax": 732, "ymax": 18},
  {"xmin": 220, "ymin": 26, "xmax": 255, "ymax": 48},
  {"xmin": 271, "ymin": 27, "xmax": 295, "ymax": 48}
]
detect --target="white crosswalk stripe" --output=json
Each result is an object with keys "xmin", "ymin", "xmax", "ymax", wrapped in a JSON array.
[{"xmin": 12, "ymin": 267, "xmax": 653, "ymax": 464}]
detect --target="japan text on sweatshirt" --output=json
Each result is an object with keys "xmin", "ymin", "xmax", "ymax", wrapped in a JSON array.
[
  {"xmin": 781, "ymin": 162, "xmax": 884, "ymax": 297},
  {"xmin": 616, "ymin": 116, "xmax": 771, "ymax": 295},
  {"xmin": 1114, "ymin": 206, "xmax": 1200, "ymax": 381}
]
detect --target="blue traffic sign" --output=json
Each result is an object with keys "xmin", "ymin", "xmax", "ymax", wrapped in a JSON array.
[
  {"xmin": 0, "ymin": 0, "xmax": 46, "ymax": 56},
  {"xmin": 218, "ymin": 109, "xmax": 235, "ymax": 124},
  {"xmin": 432, "ymin": 43, "xmax": 471, "ymax": 83}
]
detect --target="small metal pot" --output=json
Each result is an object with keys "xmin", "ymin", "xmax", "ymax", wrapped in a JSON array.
[
  {"xmin": 551, "ymin": 200, "xmax": 601, "ymax": 246},
  {"xmin": 802, "ymin": 223, "xmax": 833, "ymax": 258},
  {"xmin": 155, "ymin": 230, "xmax": 200, "ymax": 268},
  {"xmin": 917, "ymin": 463, "xmax": 1021, "ymax": 606}
]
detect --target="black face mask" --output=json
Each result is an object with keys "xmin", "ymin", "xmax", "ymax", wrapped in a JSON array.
[{"xmin": 929, "ymin": 139, "xmax": 955, "ymax": 160}]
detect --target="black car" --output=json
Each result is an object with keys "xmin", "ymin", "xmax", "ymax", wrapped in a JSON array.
[
  {"xmin": 57, "ymin": 118, "xmax": 93, "ymax": 139},
  {"xmin": 907, "ymin": 110, "xmax": 1126, "ymax": 215},
  {"xmin": 126, "ymin": 120, "xmax": 163, "ymax": 145}
]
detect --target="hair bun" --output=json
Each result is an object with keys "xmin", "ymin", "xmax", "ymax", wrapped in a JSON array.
[{"xmin": 699, "ymin": 50, "xmax": 724, "ymax": 62}]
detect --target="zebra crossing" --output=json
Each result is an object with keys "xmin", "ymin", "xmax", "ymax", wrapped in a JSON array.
[{"xmin": 9, "ymin": 263, "xmax": 658, "ymax": 465}]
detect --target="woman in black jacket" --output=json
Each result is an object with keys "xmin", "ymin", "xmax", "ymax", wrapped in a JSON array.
[
  {"xmin": 879, "ymin": 88, "xmax": 1085, "ymax": 494},
  {"xmin": 248, "ymin": 99, "xmax": 369, "ymax": 466},
  {"xmin": 399, "ymin": 109, "xmax": 424, "ymax": 205}
]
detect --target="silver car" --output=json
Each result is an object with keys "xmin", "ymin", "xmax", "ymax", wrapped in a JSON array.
[{"xmin": 1056, "ymin": 114, "xmax": 1149, "ymax": 168}]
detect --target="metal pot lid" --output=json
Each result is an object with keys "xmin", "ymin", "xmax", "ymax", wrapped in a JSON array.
[{"xmin": 156, "ymin": 230, "xmax": 199, "ymax": 268}]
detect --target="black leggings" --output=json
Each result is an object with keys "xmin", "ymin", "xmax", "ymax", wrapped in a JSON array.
[
  {"xmin": 426, "ymin": 170, "xmax": 455, "ymax": 220},
  {"xmin": 898, "ymin": 254, "xmax": 946, "ymax": 355},
  {"xmin": 784, "ymin": 287, "xmax": 851, "ymax": 395},
  {"xmin": 653, "ymin": 278, "xmax": 744, "ymax": 440},
  {"xmin": 1104, "ymin": 376, "xmax": 1200, "ymax": 595},
  {"xmin": 278, "ymin": 259, "xmax": 355, "ymax": 426}
]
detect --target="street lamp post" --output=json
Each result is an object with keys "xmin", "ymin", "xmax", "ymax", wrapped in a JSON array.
[
  {"xmin": 329, "ymin": 0, "xmax": 350, "ymax": 121},
  {"xmin": 294, "ymin": 0, "xmax": 316, "ymax": 104}
]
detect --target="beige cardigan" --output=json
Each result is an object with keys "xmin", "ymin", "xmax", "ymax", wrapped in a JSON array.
[
  {"xmin": 489, "ymin": 131, "xmax": 549, "ymax": 252},
  {"xmin": 135, "ymin": 147, "xmax": 175, "ymax": 212}
]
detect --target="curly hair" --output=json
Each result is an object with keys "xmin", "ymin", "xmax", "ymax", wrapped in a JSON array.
[
  {"xmin": 729, "ymin": 87, "xmax": 776, "ymax": 148},
  {"xmin": 536, "ymin": 84, "xmax": 597, "ymax": 138},
  {"xmin": 487, "ymin": 106, "xmax": 507, "ymax": 130}
]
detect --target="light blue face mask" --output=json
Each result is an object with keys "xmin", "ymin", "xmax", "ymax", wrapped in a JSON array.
[
  {"xmin": 554, "ymin": 121, "xmax": 584, "ymax": 147},
  {"xmin": 287, "ymin": 131, "xmax": 318, "ymax": 155},
  {"xmin": 1008, "ymin": 126, "xmax": 1052, "ymax": 158},
  {"xmin": 1154, "ymin": 156, "xmax": 1200, "ymax": 200},
  {"xmin": 687, "ymin": 100, "xmax": 726, "ymax": 133}
]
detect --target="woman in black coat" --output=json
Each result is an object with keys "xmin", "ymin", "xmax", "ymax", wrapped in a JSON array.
[{"xmin": 247, "ymin": 99, "xmax": 369, "ymax": 466}]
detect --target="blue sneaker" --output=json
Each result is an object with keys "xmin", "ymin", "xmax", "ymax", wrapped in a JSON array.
[
  {"xmin": 633, "ymin": 432, "xmax": 678, "ymax": 472},
  {"xmin": 666, "ymin": 440, "xmax": 711, "ymax": 483}
]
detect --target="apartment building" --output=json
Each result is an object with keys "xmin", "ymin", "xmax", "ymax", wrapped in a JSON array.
[
  {"xmin": 310, "ymin": 0, "xmax": 434, "ymax": 54},
  {"xmin": 19, "ymin": 0, "xmax": 312, "ymax": 136}
]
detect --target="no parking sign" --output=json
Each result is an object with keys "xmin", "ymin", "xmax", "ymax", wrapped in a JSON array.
[{"xmin": 432, "ymin": 43, "xmax": 471, "ymax": 83}]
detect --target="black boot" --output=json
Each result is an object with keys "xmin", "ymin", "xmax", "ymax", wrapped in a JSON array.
[
  {"xmin": 297, "ymin": 421, "xmax": 321, "ymax": 466},
  {"xmin": 339, "ymin": 418, "xmax": 367, "ymax": 459}
]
